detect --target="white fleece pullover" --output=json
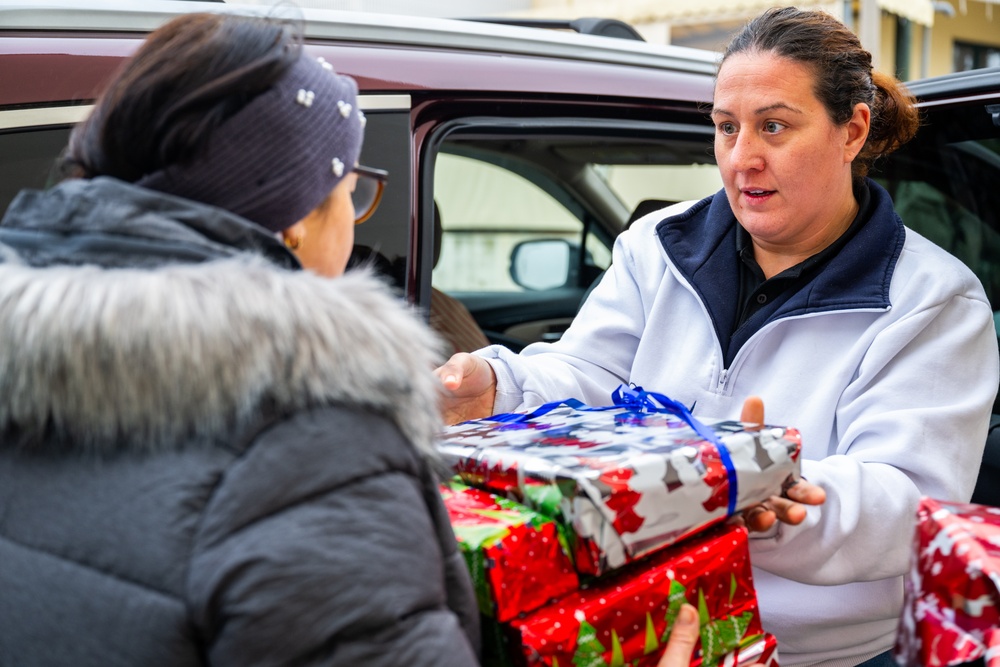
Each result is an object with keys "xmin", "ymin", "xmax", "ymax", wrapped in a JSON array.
[{"xmin": 479, "ymin": 187, "xmax": 998, "ymax": 667}]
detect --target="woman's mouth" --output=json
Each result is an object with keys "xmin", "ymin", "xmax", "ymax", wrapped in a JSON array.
[{"xmin": 742, "ymin": 188, "xmax": 775, "ymax": 202}]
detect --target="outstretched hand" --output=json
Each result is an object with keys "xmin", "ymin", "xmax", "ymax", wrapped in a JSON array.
[
  {"xmin": 736, "ymin": 396, "xmax": 826, "ymax": 533},
  {"xmin": 434, "ymin": 353, "xmax": 498, "ymax": 425}
]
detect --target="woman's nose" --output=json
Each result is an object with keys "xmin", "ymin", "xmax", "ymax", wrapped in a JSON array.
[{"xmin": 728, "ymin": 131, "xmax": 765, "ymax": 172}]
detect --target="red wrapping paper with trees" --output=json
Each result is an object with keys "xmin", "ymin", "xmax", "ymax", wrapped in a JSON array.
[
  {"xmin": 895, "ymin": 497, "xmax": 1000, "ymax": 667},
  {"xmin": 440, "ymin": 481, "xmax": 579, "ymax": 621},
  {"xmin": 732, "ymin": 633, "xmax": 779, "ymax": 667},
  {"xmin": 438, "ymin": 386, "xmax": 801, "ymax": 576},
  {"xmin": 508, "ymin": 523, "xmax": 766, "ymax": 667}
]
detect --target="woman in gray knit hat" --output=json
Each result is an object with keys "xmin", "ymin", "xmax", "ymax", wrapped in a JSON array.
[{"xmin": 0, "ymin": 12, "xmax": 479, "ymax": 667}]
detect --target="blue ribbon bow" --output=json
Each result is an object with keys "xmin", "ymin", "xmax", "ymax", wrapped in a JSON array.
[{"xmin": 486, "ymin": 384, "xmax": 738, "ymax": 515}]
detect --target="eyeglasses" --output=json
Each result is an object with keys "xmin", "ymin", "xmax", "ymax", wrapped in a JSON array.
[{"xmin": 352, "ymin": 164, "xmax": 388, "ymax": 224}]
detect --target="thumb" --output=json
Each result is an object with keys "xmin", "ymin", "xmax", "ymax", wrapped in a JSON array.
[
  {"xmin": 435, "ymin": 353, "xmax": 471, "ymax": 390},
  {"xmin": 657, "ymin": 604, "xmax": 699, "ymax": 667},
  {"xmin": 740, "ymin": 395, "xmax": 764, "ymax": 430}
]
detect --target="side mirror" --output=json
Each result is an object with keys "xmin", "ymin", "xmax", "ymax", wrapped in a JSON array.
[{"xmin": 509, "ymin": 238, "xmax": 572, "ymax": 291}]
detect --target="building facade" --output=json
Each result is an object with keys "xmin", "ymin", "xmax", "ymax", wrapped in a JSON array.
[{"xmin": 237, "ymin": 0, "xmax": 1000, "ymax": 80}]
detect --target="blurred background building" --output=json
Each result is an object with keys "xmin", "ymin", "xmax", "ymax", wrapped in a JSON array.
[{"xmin": 235, "ymin": 0, "xmax": 1000, "ymax": 80}]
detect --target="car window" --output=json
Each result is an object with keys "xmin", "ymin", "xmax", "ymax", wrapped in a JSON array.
[
  {"xmin": 598, "ymin": 163, "xmax": 722, "ymax": 213},
  {"xmin": 0, "ymin": 102, "xmax": 412, "ymax": 291},
  {"xmin": 345, "ymin": 105, "xmax": 412, "ymax": 291},
  {"xmin": 433, "ymin": 151, "xmax": 589, "ymax": 292},
  {"xmin": 872, "ymin": 96, "xmax": 1000, "ymax": 410},
  {"xmin": 0, "ymin": 127, "xmax": 72, "ymax": 214},
  {"xmin": 872, "ymin": 102, "xmax": 1000, "ymax": 317},
  {"xmin": 428, "ymin": 120, "xmax": 717, "ymax": 348}
]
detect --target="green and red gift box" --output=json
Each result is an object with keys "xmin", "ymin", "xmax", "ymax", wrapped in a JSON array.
[
  {"xmin": 441, "ymin": 481, "xmax": 579, "ymax": 622},
  {"xmin": 508, "ymin": 523, "xmax": 765, "ymax": 667},
  {"xmin": 441, "ymin": 484, "xmax": 776, "ymax": 666}
]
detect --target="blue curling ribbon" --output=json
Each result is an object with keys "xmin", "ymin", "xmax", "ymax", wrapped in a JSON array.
[{"xmin": 486, "ymin": 384, "xmax": 739, "ymax": 516}]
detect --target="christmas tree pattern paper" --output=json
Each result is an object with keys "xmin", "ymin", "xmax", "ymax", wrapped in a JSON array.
[
  {"xmin": 724, "ymin": 632, "xmax": 779, "ymax": 667},
  {"xmin": 439, "ymin": 386, "xmax": 801, "ymax": 575},
  {"xmin": 895, "ymin": 497, "xmax": 1000, "ymax": 667},
  {"xmin": 441, "ymin": 481, "xmax": 579, "ymax": 622},
  {"xmin": 509, "ymin": 523, "xmax": 764, "ymax": 667}
]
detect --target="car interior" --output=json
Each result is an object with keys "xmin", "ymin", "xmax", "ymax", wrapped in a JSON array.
[
  {"xmin": 429, "ymin": 120, "xmax": 720, "ymax": 351},
  {"xmin": 870, "ymin": 97, "xmax": 1000, "ymax": 505}
]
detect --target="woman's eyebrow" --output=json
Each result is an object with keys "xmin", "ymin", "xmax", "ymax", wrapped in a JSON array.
[
  {"xmin": 755, "ymin": 102, "xmax": 804, "ymax": 115},
  {"xmin": 710, "ymin": 102, "xmax": 803, "ymax": 118}
]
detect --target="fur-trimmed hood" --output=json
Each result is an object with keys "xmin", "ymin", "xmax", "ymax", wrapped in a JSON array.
[{"xmin": 0, "ymin": 255, "xmax": 447, "ymax": 457}]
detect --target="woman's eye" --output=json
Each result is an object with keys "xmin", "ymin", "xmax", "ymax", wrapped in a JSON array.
[
  {"xmin": 717, "ymin": 122, "xmax": 736, "ymax": 135},
  {"xmin": 764, "ymin": 121, "xmax": 784, "ymax": 133}
]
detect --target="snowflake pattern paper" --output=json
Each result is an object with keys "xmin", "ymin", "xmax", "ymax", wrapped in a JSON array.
[{"xmin": 895, "ymin": 497, "xmax": 1000, "ymax": 667}]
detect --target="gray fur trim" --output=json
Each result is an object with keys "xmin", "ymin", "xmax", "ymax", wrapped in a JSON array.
[{"xmin": 0, "ymin": 258, "xmax": 448, "ymax": 457}]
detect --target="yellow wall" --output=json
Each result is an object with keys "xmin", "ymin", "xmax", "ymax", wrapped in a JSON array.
[
  {"xmin": 522, "ymin": 0, "xmax": 1000, "ymax": 80},
  {"xmin": 880, "ymin": 14, "xmax": 898, "ymax": 75},
  {"xmin": 867, "ymin": 1, "xmax": 999, "ymax": 79},
  {"xmin": 926, "ymin": 2, "xmax": 1000, "ymax": 77}
]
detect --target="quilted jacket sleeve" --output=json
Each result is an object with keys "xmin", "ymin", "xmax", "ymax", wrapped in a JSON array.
[{"xmin": 185, "ymin": 406, "xmax": 480, "ymax": 667}]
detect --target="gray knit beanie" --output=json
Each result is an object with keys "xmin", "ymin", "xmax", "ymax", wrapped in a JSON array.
[{"xmin": 137, "ymin": 52, "xmax": 364, "ymax": 233}]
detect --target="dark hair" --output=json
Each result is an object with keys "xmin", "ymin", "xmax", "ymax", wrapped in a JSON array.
[
  {"xmin": 63, "ymin": 13, "xmax": 300, "ymax": 181},
  {"xmin": 720, "ymin": 7, "xmax": 919, "ymax": 178}
]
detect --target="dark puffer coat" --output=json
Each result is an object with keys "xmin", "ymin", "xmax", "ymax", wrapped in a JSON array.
[{"xmin": 0, "ymin": 178, "xmax": 480, "ymax": 667}]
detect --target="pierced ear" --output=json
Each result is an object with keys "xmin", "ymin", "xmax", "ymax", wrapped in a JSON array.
[
  {"xmin": 844, "ymin": 102, "xmax": 871, "ymax": 162},
  {"xmin": 281, "ymin": 221, "xmax": 307, "ymax": 251}
]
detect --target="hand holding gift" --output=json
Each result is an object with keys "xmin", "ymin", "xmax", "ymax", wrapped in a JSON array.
[
  {"xmin": 657, "ymin": 605, "xmax": 766, "ymax": 667},
  {"xmin": 439, "ymin": 384, "xmax": 827, "ymax": 667},
  {"xmin": 656, "ymin": 604, "xmax": 701, "ymax": 667},
  {"xmin": 734, "ymin": 397, "xmax": 826, "ymax": 534},
  {"xmin": 437, "ymin": 368, "xmax": 827, "ymax": 559}
]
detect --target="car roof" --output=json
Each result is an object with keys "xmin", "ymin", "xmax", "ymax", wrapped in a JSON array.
[
  {"xmin": 0, "ymin": 0, "xmax": 720, "ymax": 112},
  {"xmin": 0, "ymin": 0, "xmax": 719, "ymax": 75},
  {"xmin": 905, "ymin": 66, "xmax": 1000, "ymax": 103}
]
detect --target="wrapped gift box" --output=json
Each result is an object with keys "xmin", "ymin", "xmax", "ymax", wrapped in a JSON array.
[
  {"xmin": 728, "ymin": 632, "xmax": 779, "ymax": 667},
  {"xmin": 508, "ymin": 523, "xmax": 765, "ymax": 667},
  {"xmin": 895, "ymin": 497, "xmax": 1000, "ymax": 667},
  {"xmin": 441, "ymin": 481, "xmax": 579, "ymax": 622},
  {"xmin": 439, "ymin": 385, "xmax": 801, "ymax": 575}
]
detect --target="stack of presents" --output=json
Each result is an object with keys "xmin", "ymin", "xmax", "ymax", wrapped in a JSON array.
[
  {"xmin": 435, "ymin": 385, "xmax": 802, "ymax": 667},
  {"xmin": 433, "ymin": 384, "xmax": 1000, "ymax": 666}
]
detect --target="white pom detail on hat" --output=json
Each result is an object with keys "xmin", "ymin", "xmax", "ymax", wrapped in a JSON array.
[
  {"xmin": 337, "ymin": 100, "xmax": 352, "ymax": 118},
  {"xmin": 332, "ymin": 157, "xmax": 345, "ymax": 177},
  {"xmin": 295, "ymin": 89, "xmax": 315, "ymax": 108}
]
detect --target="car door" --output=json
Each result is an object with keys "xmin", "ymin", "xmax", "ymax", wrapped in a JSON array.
[{"xmin": 870, "ymin": 68, "xmax": 1000, "ymax": 506}]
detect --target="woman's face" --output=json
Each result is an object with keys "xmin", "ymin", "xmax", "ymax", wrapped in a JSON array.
[
  {"xmin": 286, "ymin": 173, "xmax": 357, "ymax": 278},
  {"xmin": 711, "ymin": 51, "xmax": 869, "ymax": 257}
]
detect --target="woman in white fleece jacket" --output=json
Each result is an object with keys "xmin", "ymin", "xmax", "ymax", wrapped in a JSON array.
[{"xmin": 436, "ymin": 7, "xmax": 998, "ymax": 667}]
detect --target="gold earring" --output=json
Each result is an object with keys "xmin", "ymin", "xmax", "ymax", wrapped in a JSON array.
[{"xmin": 284, "ymin": 235, "xmax": 301, "ymax": 251}]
